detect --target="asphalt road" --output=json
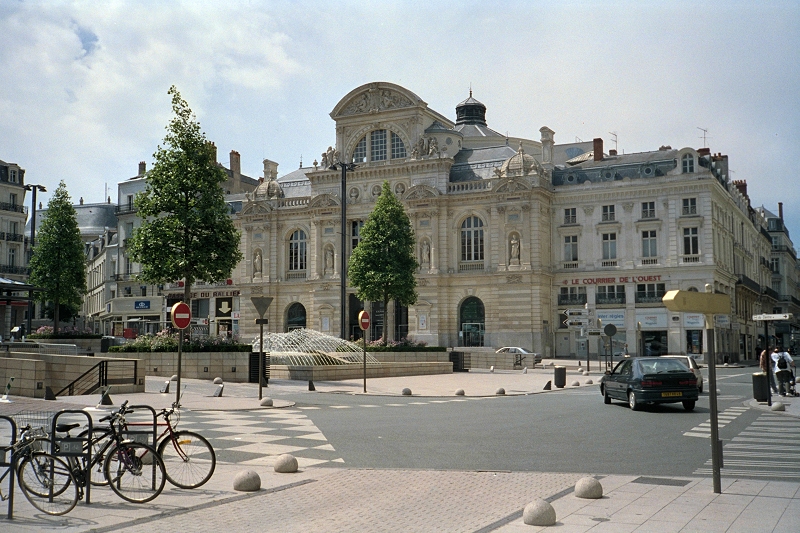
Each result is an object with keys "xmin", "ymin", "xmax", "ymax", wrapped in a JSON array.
[{"xmin": 277, "ymin": 367, "xmax": 793, "ymax": 478}]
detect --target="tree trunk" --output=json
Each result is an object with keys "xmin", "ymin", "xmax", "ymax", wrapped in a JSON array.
[
  {"xmin": 53, "ymin": 297, "xmax": 60, "ymax": 335},
  {"xmin": 383, "ymin": 295, "xmax": 391, "ymax": 344}
]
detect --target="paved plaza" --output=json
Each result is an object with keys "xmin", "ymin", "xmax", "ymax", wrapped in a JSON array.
[{"xmin": 1, "ymin": 363, "xmax": 799, "ymax": 532}]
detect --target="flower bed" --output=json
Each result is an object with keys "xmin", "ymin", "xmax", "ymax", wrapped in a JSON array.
[
  {"xmin": 108, "ymin": 329, "xmax": 251, "ymax": 353},
  {"xmin": 28, "ymin": 326, "xmax": 102, "ymax": 340}
]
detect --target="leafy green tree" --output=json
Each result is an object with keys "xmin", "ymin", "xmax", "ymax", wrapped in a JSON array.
[
  {"xmin": 28, "ymin": 181, "xmax": 86, "ymax": 333},
  {"xmin": 348, "ymin": 181, "xmax": 418, "ymax": 342},
  {"xmin": 128, "ymin": 86, "xmax": 242, "ymax": 305}
]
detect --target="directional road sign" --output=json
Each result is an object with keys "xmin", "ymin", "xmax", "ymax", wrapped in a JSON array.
[
  {"xmin": 564, "ymin": 319, "xmax": 588, "ymax": 327},
  {"xmin": 752, "ymin": 313, "xmax": 792, "ymax": 321},
  {"xmin": 587, "ymin": 329, "xmax": 602, "ymax": 336},
  {"xmin": 565, "ymin": 308, "xmax": 588, "ymax": 316}
]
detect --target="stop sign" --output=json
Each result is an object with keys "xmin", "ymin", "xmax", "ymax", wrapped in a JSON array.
[
  {"xmin": 358, "ymin": 310, "xmax": 370, "ymax": 331},
  {"xmin": 171, "ymin": 302, "xmax": 192, "ymax": 330}
]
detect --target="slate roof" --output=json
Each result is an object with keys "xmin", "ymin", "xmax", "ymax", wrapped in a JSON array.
[{"xmin": 450, "ymin": 144, "xmax": 517, "ymax": 182}]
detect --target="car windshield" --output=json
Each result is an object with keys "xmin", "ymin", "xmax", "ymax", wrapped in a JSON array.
[{"xmin": 637, "ymin": 358, "xmax": 691, "ymax": 374}]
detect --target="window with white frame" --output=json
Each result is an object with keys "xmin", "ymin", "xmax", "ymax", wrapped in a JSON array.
[
  {"xmin": 391, "ymin": 132, "xmax": 406, "ymax": 159},
  {"xmin": 564, "ymin": 235, "xmax": 578, "ymax": 261},
  {"xmin": 371, "ymin": 129, "xmax": 387, "ymax": 161},
  {"xmin": 682, "ymin": 198, "xmax": 697, "ymax": 215},
  {"xmin": 461, "ymin": 216, "xmax": 484, "ymax": 262},
  {"xmin": 8, "ymin": 247, "xmax": 15, "ymax": 267},
  {"xmin": 9, "ymin": 170, "xmax": 17, "ymax": 183},
  {"xmin": 636, "ymin": 283, "xmax": 666, "ymax": 299},
  {"xmin": 353, "ymin": 137, "xmax": 367, "ymax": 163},
  {"xmin": 564, "ymin": 208, "xmax": 576, "ymax": 224},
  {"xmin": 602, "ymin": 205, "xmax": 615, "ymax": 222},
  {"xmin": 351, "ymin": 220, "xmax": 364, "ymax": 252},
  {"xmin": 288, "ymin": 230, "xmax": 307, "ymax": 271},
  {"xmin": 683, "ymin": 227, "xmax": 699, "ymax": 255},
  {"xmin": 682, "ymin": 153, "xmax": 694, "ymax": 173},
  {"xmin": 9, "ymin": 193, "xmax": 17, "ymax": 207},
  {"xmin": 597, "ymin": 285, "xmax": 625, "ymax": 303},
  {"xmin": 642, "ymin": 230, "xmax": 657, "ymax": 257},
  {"xmin": 8, "ymin": 221, "xmax": 17, "ymax": 237},
  {"xmin": 771, "ymin": 257, "xmax": 780, "ymax": 274},
  {"xmin": 602, "ymin": 233, "xmax": 617, "ymax": 259},
  {"xmin": 641, "ymin": 202, "xmax": 655, "ymax": 219}
]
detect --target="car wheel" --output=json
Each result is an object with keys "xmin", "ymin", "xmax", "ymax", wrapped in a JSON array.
[
  {"xmin": 683, "ymin": 400, "xmax": 696, "ymax": 411},
  {"xmin": 628, "ymin": 391, "xmax": 640, "ymax": 411},
  {"xmin": 603, "ymin": 387, "xmax": 611, "ymax": 404}
]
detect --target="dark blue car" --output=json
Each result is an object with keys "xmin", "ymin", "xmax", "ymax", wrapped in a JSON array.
[{"xmin": 600, "ymin": 356, "xmax": 699, "ymax": 411}]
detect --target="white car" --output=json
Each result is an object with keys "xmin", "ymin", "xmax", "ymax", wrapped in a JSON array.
[
  {"xmin": 662, "ymin": 355, "xmax": 704, "ymax": 393},
  {"xmin": 496, "ymin": 347, "xmax": 543, "ymax": 367}
]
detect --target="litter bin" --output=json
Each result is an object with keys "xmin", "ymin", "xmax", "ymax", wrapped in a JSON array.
[
  {"xmin": 752, "ymin": 372, "xmax": 769, "ymax": 402},
  {"xmin": 554, "ymin": 366, "xmax": 567, "ymax": 389}
]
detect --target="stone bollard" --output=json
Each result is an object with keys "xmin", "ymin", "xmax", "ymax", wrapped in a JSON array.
[
  {"xmin": 401, "ymin": 387, "xmax": 412, "ymax": 396},
  {"xmin": 490, "ymin": 366, "xmax": 494, "ymax": 373},
  {"xmin": 571, "ymin": 380, "xmax": 581, "ymax": 387},
  {"xmin": 575, "ymin": 477, "xmax": 603, "ymax": 499},
  {"xmin": 213, "ymin": 377, "xmax": 223, "ymax": 384},
  {"xmin": 170, "ymin": 375, "xmax": 178, "ymax": 381},
  {"xmin": 260, "ymin": 397, "xmax": 274, "ymax": 407},
  {"xmin": 455, "ymin": 389, "xmax": 465, "ymax": 396},
  {"xmin": 495, "ymin": 388, "xmax": 505, "ymax": 395},
  {"xmin": 274, "ymin": 454, "xmax": 298, "ymax": 473},
  {"xmin": 233, "ymin": 470, "xmax": 261, "ymax": 491},
  {"xmin": 522, "ymin": 367, "xmax": 528, "ymax": 374},
  {"xmin": 585, "ymin": 379, "xmax": 593, "ymax": 385},
  {"xmin": 771, "ymin": 402, "xmax": 786, "ymax": 411},
  {"xmin": 523, "ymin": 499, "xmax": 556, "ymax": 526}
]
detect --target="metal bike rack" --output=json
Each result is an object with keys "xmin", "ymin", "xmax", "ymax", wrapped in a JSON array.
[
  {"xmin": 126, "ymin": 405, "xmax": 159, "ymax": 490},
  {"xmin": 0, "ymin": 415, "xmax": 16, "ymax": 519},
  {"xmin": 50, "ymin": 410, "xmax": 93, "ymax": 504}
]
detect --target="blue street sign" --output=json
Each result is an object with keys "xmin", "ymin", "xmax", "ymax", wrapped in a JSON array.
[{"xmin": 134, "ymin": 300, "xmax": 151, "ymax": 310}]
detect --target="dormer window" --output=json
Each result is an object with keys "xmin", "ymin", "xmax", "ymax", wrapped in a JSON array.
[
  {"xmin": 682, "ymin": 153, "xmax": 694, "ymax": 173},
  {"xmin": 352, "ymin": 130, "xmax": 406, "ymax": 163}
]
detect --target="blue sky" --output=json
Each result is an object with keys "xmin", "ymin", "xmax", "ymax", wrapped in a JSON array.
[{"xmin": 2, "ymin": 0, "xmax": 799, "ymax": 237}]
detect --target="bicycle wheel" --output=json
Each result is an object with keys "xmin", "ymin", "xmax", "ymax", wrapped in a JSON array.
[
  {"xmin": 17, "ymin": 453, "xmax": 78, "ymax": 515},
  {"xmin": 157, "ymin": 431, "xmax": 216, "ymax": 489},
  {"xmin": 78, "ymin": 427, "xmax": 112, "ymax": 486},
  {"xmin": 104, "ymin": 442, "xmax": 166, "ymax": 503}
]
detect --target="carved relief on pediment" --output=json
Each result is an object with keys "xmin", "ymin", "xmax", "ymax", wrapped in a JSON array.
[
  {"xmin": 340, "ymin": 87, "xmax": 414, "ymax": 117},
  {"xmin": 241, "ymin": 201, "xmax": 273, "ymax": 216},
  {"xmin": 309, "ymin": 193, "xmax": 341, "ymax": 209},
  {"xmin": 494, "ymin": 178, "xmax": 531, "ymax": 194},
  {"xmin": 404, "ymin": 184, "xmax": 440, "ymax": 200}
]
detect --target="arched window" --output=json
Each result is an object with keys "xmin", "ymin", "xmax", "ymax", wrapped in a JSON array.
[
  {"xmin": 682, "ymin": 153, "xmax": 694, "ymax": 173},
  {"xmin": 288, "ymin": 230, "xmax": 307, "ymax": 271},
  {"xmin": 352, "ymin": 130, "xmax": 406, "ymax": 163},
  {"xmin": 286, "ymin": 302, "xmax": 307, "ymax": 331},
  {"xmin": 461, "ymin": 216, "xmax": 484, "ymax": 262}
]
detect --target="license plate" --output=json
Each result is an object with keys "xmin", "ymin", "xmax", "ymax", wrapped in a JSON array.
[{"xmin": 661, "ymin": 391, "xmax": 682, "ymax": 397}]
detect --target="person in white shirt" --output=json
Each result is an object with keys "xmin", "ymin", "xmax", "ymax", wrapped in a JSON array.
[{"xmin": 771, "ymin": 348, "xmax": 796, "ymax": 396}]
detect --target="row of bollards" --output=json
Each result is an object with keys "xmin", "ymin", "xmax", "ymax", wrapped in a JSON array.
[
  {"xmin": 233, "ymin": 454, "xmax": 299, "ymax": 491},
  {"xmin": 524, "ymin": 477, "xmax": 603, "ymax": 526}
]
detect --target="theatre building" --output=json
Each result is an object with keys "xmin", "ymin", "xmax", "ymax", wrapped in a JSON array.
[{"xmin": 233, "ymin": 81, "xmax": 781, "ymax": 362}]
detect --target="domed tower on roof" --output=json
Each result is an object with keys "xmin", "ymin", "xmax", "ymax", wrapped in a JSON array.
[
  {"xmin": 500, "ymin": 142, "xmax": 537, "ymax": 177},
  {"xmin": 455, "ymin": 90, "xmax": 487, "ymax": 126}
]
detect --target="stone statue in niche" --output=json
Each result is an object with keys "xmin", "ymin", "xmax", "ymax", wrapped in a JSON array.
[
  {"xmin": 421, "ymin": 240, "xmax": 430, "ymax": 265},
  {"xmin": 510, "ymin": 235, "xmax": 520, "ymax": 265},
  {"xmin": 395, "ymin": 182, "xmax": 406, "ymax": 195},
  {"xmin": 320, "ymin": 151, "xmax": 329, "ymax": 168},
  {"xmin": 253, "ymin": 249, "xmax": 263, "ymax": 279},
  {"xmin": 427, "ymin": 136, "xmax": 439, "ymax": 156},
  {"xmin": 415, "ymin": 137, "xmax": 426, "ymax": 158},
  {"xmin": 324, "ymin": 246, "xmax": 334, "ymax": 275}
]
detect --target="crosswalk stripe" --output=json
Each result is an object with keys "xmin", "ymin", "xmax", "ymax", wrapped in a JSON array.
[
  {"xmin": 693, "ymin": 468, "xmax": 800, "ymax": 479},
  {"xmin": 683, "ymin": 432, "xmax": 711, "ymax": 438}
]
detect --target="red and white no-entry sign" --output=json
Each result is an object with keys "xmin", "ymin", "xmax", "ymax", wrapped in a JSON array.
[
  {"xmin": 358, "ymin": 310, "xmax": 370, "ymax": 331},
  {"xmin": 171, "ymin": 302, "xmax": 192, "ymax": 330}
]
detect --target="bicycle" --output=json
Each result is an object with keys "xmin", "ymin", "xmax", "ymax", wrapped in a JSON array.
[
  {"xmin": 1, "ymin": 424, "xmax": 78, "ymax": 516},
  {"xmin": 88, "ymin": 402, "xmax": 215, "ymax": 489},
  {"xmin": 56, "ymin": 400, "xmax": 167, "ymax": 505}
]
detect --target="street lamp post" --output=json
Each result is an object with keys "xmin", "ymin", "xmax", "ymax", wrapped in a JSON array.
[
  {"xmin": 24, "ymin": 184, "xmax": 46, "ymax": 335},
  {"xmin": 329, "ymin": 161, "xmax": 357, "ymax": 340}
]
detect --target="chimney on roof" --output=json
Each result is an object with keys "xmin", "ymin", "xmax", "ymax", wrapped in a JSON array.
[
  {"xmin": 779, "ymin": 202, "xmax": 784, "ymax": 220},
  {"xmin": 733, "ymin": 180, "xmax": 747, "ymax": 197},
  {"xmin": 138, "ymin": 161, "xmax": 146, "ymax": 175},
  {"xmin": 230, "ymin": 150, "xmax": 241, "ymax": 193},
  {"xmin": 609, "ymin": 149, "xmax": 617, "ymax": 156},
  {"xmin": 697, "ymin": 147, "xmax": 711, "ymax": 157},
  {"xmin": 593, "ymin": 138, "xmax": 603, "ymax": 161}
]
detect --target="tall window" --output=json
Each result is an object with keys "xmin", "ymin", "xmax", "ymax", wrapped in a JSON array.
[
  {"xmin": 371, "ymin": 130, "xmax": 387, "ymax": 161},
  {"xmin": 771, "ymin": 257, "xmax": 780, "ymax": 274},
  {"xmin": 682, "ymin": 198, "xmax": 697, "ymax": 215},
  {"xmin": 642, "ymin": 230, "xmax": 657, "ymax": 257},
  {"xmin": 9, "ymin": 193, "xmax": 17, "ymax": 207},
  {"xmin": 8, "ymin": 247, "xmax": 15, "ymax": 267},
  {"xmin": 641, "ymin": 202, "xmax": 655, "ymax": 219},
  {"xmin": 8, "ymin": 221, "xmax": 17, "ymax": 236},
  {"xmin": 602, "ymin": 205, "xmax": 615, "ymax": 222},
  {"xmin": 682, "ymin": 153, "xmax": 694, "ymax": 173},
  {"xmin": 461, "ymin": 216, "xmax": 484, "ymax": 262},
  {"xmin": 289, "ymin": 230, "xmax": 307, "ymax": 271},
  {"xmin": 353, "ymin": 137, "xmax": 367, "ymax": 163},
  {"xmin": 564, "ymin": 235, "xmax": 578, "ymax": 261},
  {"xmin": 9, "ymin": 170, "xmax": 17, "ymax": 183},
  {"xmin": 564, "ymin": 208, "xmax": 576, "ymax": 224},
  {"xmin": 602, "ymin": 233, "xmax": 617, "ymax": 259},
  {"xmin": 351, "ymin": 220, "xmax": 364, "ymax": 251},
  {"xmin": 391, "ymin": 132, "xmax": 406, "ymax": 159},
  {"xmin": 683, "ymin": 227, "xmax": 699, "ymax": 255}
]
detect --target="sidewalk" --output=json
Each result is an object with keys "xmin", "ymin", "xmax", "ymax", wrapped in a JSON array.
[{"xmin": 1, "ymin": 367, "xmax": 799, "ymax": 532}]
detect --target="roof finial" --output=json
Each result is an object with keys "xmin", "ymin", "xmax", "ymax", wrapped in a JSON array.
[
  {"xmin": 299, "ymin": 154, "xmax": 303, "ymax": 169},
  {"xmin": 469, "ymin": 83, "xmax": 472, "ymax": 98}
]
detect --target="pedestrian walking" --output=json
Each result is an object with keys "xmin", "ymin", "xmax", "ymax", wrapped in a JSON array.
[
  {"xmin": 761, "ymin": 349, "xmax": 778, "ymax": 393},
  {"xmin": 771, "ymin": 347, "xmax": 796, "ymax": 396}
]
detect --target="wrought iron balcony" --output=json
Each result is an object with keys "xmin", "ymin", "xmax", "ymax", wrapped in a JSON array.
[{"xmin": 558, "ymin": 294, "xmax": 587, "ymax": 306}]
